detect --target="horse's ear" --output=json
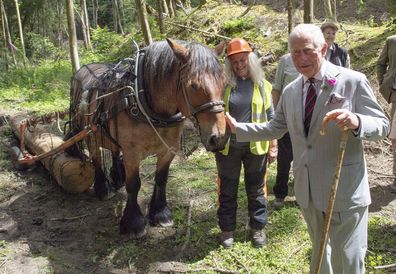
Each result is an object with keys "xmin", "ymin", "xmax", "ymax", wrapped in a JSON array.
[
  {"xmin": 214, "ymin": 41, "xmax": 225, "ymax": 57},
  {"xmin": 166, "ymin": 38, "xmax": 189, "ymax": 62}
]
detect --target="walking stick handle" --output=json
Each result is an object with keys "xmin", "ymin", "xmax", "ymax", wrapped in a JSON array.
[
  {"xmin": 320, "ymin": 115, "xmax": 348, "ymax": 136},
  {"xmin": 315, "ymin": 116, "xmax": 349, "ymax": 274}
]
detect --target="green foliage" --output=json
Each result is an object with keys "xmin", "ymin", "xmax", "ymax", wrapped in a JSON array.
[
  {"xmin": 0, "ymin": 60, "xmax": 71, "ymax": 113},
  {"xmin": 223, "ymin": 17, "xmax": 256, "ymax": 37},
  {"xmin": 90, "ymin": 26, "xmax": 144, "ymax": 62},
  {"xmin": 366, "ymin": 216, "xmax": 396, "ymax": 270},
  {"xmin": 24, "ymin": 32, "xmax": 59, "ymax": 61}
]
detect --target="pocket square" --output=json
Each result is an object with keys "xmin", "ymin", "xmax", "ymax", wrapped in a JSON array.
[{"xmin": 327, "ymin": 93, "xmax": 346, "ymax": 104}]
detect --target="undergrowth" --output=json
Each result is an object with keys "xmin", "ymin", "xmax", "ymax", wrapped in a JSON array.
[{"xmin": 0, "ymin": 2, "xmax": 395, "ymax": 273}]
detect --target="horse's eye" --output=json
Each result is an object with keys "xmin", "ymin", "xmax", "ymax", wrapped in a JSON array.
[{"xmin": 191, "ymin": 83, "xmax": 199, "ymax": 91}]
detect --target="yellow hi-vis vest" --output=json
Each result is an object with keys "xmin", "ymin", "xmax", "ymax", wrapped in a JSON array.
[{"xmin": 220, "ymin": 79, "xmax": 272, "ymax": 156}]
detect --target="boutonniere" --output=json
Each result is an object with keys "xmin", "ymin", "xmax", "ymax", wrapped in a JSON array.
[{"xmin": 323, "ymin": 78, "xmax": 337, "ymax": 92}]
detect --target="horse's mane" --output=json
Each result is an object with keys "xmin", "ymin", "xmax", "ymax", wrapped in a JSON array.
[{"xmin": 143, "ymin": 40, "xmax": 224, "ymax": 92}]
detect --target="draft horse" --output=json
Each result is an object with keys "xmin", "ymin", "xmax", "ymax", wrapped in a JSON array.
[{"xmin": 66, "ymin": 39, "xmax": 228, "ymax": 238}]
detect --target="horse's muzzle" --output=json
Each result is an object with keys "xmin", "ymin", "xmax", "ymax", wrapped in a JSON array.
[{"xmin": 202, "ymin": 128, "xmax": 230, "ymax": 152}]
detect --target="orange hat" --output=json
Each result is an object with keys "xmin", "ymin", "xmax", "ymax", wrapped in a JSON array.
[{"xmin": 226, "ymin": 38, "xmax": 252, "ymax": 57}]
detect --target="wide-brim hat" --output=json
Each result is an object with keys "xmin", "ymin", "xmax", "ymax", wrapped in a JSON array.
[{"xmin": 320, "ymin": 22, "xmax": 339, "ymax": 32}]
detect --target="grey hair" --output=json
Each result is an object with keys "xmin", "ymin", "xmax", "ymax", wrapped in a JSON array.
[
  {"xmin": 224, "ymin": 52, "xmax": 265, "ymax": 87},
  {"xmin": 288, "ymin": 24, "xmax": 325, "ymax": 51}
]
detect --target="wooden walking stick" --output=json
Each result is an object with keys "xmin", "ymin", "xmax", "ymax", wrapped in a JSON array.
[
  {"xmin": 263, "ymin": 161, "xmax": 269, "ymax": 198},
  {"xmin": 314, "ymin": 116, "xmax": 349, "ymax": 274}
]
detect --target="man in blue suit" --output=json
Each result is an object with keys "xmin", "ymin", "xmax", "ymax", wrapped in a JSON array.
[{"xmin": 226, "ymin": 24, "xmax": 389, "ymax": 273}]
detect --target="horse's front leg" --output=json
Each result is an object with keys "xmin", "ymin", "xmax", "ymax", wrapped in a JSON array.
[
  {"xmin": 109, "ymin": 151, "xmax": 125, "ymax": 190},
  {"xmin": 120, "ymin": 163, "xmax": 146, "ymax": 238},
  {"xmin": 148, "ymin": 152, "xmax": 175, "ymax": 227}
]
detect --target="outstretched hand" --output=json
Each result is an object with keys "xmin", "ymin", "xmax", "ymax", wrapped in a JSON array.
[{"xmin": 225, "ymin": 112, "xmax": 237, "ymax": 133}]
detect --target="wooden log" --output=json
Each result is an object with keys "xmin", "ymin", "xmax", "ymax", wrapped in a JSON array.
[{"xmin": 9, "ymin": 113, "xmax": 94, "ymax": 193}]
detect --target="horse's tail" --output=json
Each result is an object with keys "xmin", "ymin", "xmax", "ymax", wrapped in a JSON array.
[{"xmin": 64, "ymin": 67, "xmax": 90, "ymax": 160}]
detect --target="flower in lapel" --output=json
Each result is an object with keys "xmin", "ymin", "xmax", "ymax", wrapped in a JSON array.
[{"xmin": 323, "ymin": 78, "xmax": 337, "ymax": 92}]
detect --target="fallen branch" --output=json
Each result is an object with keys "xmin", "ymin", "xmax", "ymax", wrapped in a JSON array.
[
  {"xmin": 230, "ymin": 252, "xmax": 249, "ymax": 273},
  {"xmin": 367, "ymin": 167, "xmax": 393, "ymax": 177},
  {"xmin": 153, "ymin": 261, "xmax": 240, "ymax": 273},
  {"xmin": 374, "ymin": 263, "xmax": 396, "ymax": 269},
  {"xmin": 49, "ymin": 214, "xmax": 89, "ymax": 221},
  {"xmin": 0, "ymin": 259, "xmax": 8, "ymax": 268},
  {"xmin": 238, "ymin": 0, "xmax": 255, "ymax": 18},
  {"xmin": 167, "ymin": 22, "xmax": 231, "ymax": 40},
  {"xmin": 175, "ymin": 189, "xmax": 194, "ymax": 260},
  {"xmin": 275, "ymin": 241, "xmax": 308, "ymax": 274}
]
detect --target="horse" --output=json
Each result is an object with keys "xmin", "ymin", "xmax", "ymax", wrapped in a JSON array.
[{"xmin": 66, "ymin": 39, "xmax": 229, "ymax": 238}]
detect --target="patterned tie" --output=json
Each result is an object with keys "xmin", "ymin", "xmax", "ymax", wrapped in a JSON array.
[{"xmin": 304, "ymin": 78, "xmax": 317, "ymax": 135}]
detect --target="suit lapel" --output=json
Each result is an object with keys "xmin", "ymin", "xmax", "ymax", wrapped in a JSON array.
[
  {"xmin": 293, "ymin": 76, "xmax": 305, "ymax": 137},
  {"xmin": 308, "ymin": 62, "xmax": 341, "ymax": 140}
]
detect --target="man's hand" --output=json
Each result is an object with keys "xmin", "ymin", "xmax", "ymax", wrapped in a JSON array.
[
  {"xmin": 225, "ymin": 112, "xmax": 237, "ymax": 133},
  {"xmin": 324, "ymin": 109, "xmax": 360, "ymax": 130}
]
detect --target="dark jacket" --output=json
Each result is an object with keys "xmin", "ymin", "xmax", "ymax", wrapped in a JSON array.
[
  {"xmin": 377, "ymin": 35, "xmax": 396, "ymax": 103},
  {"xmin": 329, "ymin": 43, "xmax": 349, "ymax": 68}
]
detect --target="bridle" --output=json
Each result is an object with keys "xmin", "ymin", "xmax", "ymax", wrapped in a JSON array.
[{"xmin": 177, "ymin": 63, "xmax": 225, "ymax": 118}]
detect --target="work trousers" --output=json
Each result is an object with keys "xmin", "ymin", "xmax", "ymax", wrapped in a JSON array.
[
  {"xmin": 274, "ymin": 132, "xmax": 293, "ymax": 199},
  {"xmin": 215, "ymin": 146, "xmax": 268, "ymax": 232}
]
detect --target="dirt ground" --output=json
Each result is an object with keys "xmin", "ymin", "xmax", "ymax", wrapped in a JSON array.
[
  {"xmin": 1, "ymin": 1, "xmax": 396, "ymax": 271},
  {"xmin": 0, "ymin": 111, "xmax": 395, "ymax": 274}
]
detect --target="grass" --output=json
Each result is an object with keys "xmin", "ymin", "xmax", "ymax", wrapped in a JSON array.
[{"xmin": 0, "ymin": 2, "xmax": 395, "ymax": 273}]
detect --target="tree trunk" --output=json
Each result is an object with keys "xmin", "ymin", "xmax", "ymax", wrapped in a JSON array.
[
  {"xmin": 161, "ymin": 0, "xmax": 169, "ymax": 15},
  {"xmin": 156, "ymin": 0, "xmax": 164, "ymax": 34},
  {"xmin": 287, "ymin": 0, "xmax": 293, "ymax": 34},
  {"xmin": 323, "ymin": 0, "xmax": 333, "ymax": 20},
  {"xmin": 92, "ymin": 0, "xmax": 98, "ymax": 28},
  {"xmin": 333, "ymin": 0, "xmax": 337, "ymax": 22},
  {"xmin": 0, "ymin": 0, "xmax": 8, "ymax": 70},
  {"xmin": 14, "ymin": 0, "xmax": 27, "ymax": 65},
  {"xmin": 9, "ymin": 114, "xmax": 95, "ymax": 193},
  {"xmin": 75, "ymin": 8, "xmax": 89, "ymax": 49},
  {"xmin": 65, "ymin": 0, "xmax": 80, "ymax": 74},
  {"xmin": 80, "ymin": 0, "xmax": 91, "ymax": 49},
  {"xmin": 135, "ymin": 0, "xmax": 152, "ymax": 45},
  {"xmin": 56, "ymin": 0, "xmax": 64, "ymax": 47},
  {"xmin": 1, "ymin": 0, "xmax": 17, "ymax": 67},
  {"xmin": 304, "ymin": 0, "xmax": 314, "ymax": 23},
  {"xmin": 112, "ymin": 0, "xmax": 118, "ymax": 32},
  {"xmin": 112, "ymin": 0, "xmax": 124, "ymax": 34},
  {"xmin": 167, "ymin": 0, "xmax": 175, "ymax": 17}
]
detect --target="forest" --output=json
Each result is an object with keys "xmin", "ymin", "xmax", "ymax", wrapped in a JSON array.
[{"xmin": 0, "ymin": 0, "xmax": 396, "ymax": 273}]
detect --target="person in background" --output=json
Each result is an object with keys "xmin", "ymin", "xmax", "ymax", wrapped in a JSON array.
[
  {"xmin": 271, "ymin": 53, "xmax": 300, "ymax": 209},
  {"xmin": 321, "ymin": 22, "xmax": 350, "ymax": 68},
  {"xmin": 377, "ymin": 34, "xmax": 396, "ymax": 193},
  {"xmin": 225, "ymin": 24, "xmax": 389, "ymax": 273},
  {"xmin": 216, "ymin": 38, "xmax": 277, "ymax": 249}
]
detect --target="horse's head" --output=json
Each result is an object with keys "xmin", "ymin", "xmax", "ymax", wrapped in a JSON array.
[{"xmin": 166, "ymin": 39, "xmax": 230, "ymax": 152}]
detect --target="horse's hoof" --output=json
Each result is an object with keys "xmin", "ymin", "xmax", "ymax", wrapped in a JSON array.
[
  {"xmin": 158, "ymin": 219, "xmax": 174, "ymax": 227},
  {"xmin": 148, "ymin": 206, "xmax": 174, "ymax": 227},
  {"xmin": 119, "ymin": 216, "xmax": 146, "ymax": 238}
]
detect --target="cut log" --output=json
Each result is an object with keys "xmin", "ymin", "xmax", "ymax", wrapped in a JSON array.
[{"xmin": 9, "ymin": 113, "xmax": 94, "ymax": 193}]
